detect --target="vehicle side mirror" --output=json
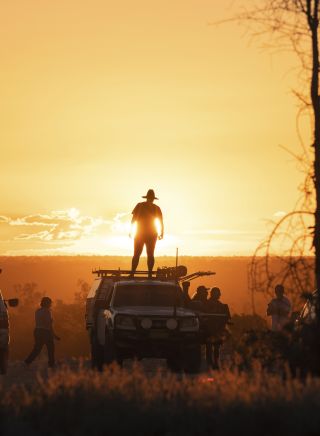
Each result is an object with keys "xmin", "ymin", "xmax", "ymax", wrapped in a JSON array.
[{"xmin": 8, "ymin": 298, "xmax": 19, "ymax": 307}]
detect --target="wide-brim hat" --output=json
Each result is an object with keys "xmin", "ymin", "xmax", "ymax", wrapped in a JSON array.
[
  {"xmin": 142, "ymin": 189, "xmax": 158, "ymax": 200},
  {"xmin": 197, "ymin": 285, "xmax": 209, "ymax": 293}
]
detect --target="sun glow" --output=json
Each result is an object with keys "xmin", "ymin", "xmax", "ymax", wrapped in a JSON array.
[
  {"xmin": 130, "ymin": 221, "xmax": 137, "ymax": 239},
  {"xmin": 155, "ymin": 218, "xmax": 162, "ymax": 236},
  {"xmin": 67, "ymin": 208, "xmax": 80, "ymax": 220}
]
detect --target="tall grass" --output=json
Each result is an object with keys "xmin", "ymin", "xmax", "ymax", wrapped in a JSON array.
[{"xmin": 1, "ymin": 364, "xmax": 320, "ymax": 436}]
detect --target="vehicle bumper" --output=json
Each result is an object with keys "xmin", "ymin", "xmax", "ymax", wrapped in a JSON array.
[{"xmin": 113, "ymin": 330, "xmax": 200, "ymax": 357}]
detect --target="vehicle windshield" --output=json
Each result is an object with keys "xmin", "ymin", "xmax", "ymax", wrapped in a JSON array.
[{"xmin": 113, "ymin": 284, "xmax": 182, "ymax": 307}]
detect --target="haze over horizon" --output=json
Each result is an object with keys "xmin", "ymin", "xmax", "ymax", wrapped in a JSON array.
[{"xmin": 0, "ymin": 1, "xmax": 308, "ymax": 256}]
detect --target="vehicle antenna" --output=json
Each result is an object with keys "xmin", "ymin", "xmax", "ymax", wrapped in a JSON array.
[{"xmin": 173, "ymin": 247, "xmax": 179, "ymax": 318}]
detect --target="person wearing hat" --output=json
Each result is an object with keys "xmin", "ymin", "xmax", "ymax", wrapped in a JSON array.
[
  {"xmin": 130, "ymin": 189, "xmax": 164, "ymax": 277},
  {"xmin": 205, "ymin": 287, "xmax": 231, "ymax": 370},
  {"xmin": 24, "ymin": 296, "xmax": 60, "ymax": 368},
  {"xmin": 191, "ymin": 285, "xmax": 209, "ymax": 307}
]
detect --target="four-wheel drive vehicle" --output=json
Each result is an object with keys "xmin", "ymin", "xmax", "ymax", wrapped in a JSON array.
[
  {"xmin": 86, "ymin": 268, "xmax": 214, "ymax": 373},
  {"xmin": 0, "ymin": 290, "xmax": 18, "ymax": 374}
]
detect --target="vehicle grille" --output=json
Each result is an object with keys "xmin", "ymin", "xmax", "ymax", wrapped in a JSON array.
[{"xmin": 137, "ymin": 318, "xmax": 171, "ymax": 329}]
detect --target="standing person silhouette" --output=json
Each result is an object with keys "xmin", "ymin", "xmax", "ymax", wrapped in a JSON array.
[
  {"xmin": 267, "ymin": 284, "xmax": 291, "ymax": 332},
  {"xmin": 205, "ymin": 287, "xmax": 231, "ymax": 370},
  {"xmin": 130, "ymin": 189, "xmax": 163, "ymax": 277},
  {"xmin": 24, "ymin": 297, "xmax": 60, "ymax": 369}
]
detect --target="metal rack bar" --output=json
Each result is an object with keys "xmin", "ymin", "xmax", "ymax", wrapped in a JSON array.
[{"xmin": 92, "ymin": 268, "xmax": 215, "ymax": 282}]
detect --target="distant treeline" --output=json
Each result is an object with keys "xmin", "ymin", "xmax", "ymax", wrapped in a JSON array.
[{"xmin": 9, "ymin": 280, "xmax": 90, "ymax": 360}]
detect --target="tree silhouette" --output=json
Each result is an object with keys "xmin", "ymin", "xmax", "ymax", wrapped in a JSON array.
[{"xmin": 219, "ymin": 2, "xmax": 320, "ymax": 317}]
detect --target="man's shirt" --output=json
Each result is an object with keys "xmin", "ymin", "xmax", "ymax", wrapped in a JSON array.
[
  {"xmin": 205, "ymin": 299, "xmax": 231, "ymax": 337},
  {"xmin": 206, "ymin": 299, "xmax": 231, "ymax": 318},
  {"xmin": 132, "ymin": 201, "xmax": 163, "ymax": 236},
  {"xmin": 267, "ymin": 296, "xmax": 291, "ymax": 331},
  {"xmin": 35, "ymin": 307, "xmax": 53, "ymax": 331}
]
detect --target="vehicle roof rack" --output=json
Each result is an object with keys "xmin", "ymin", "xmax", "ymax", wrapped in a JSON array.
[
  {"xmin": 92, "ymin": 266, "xmax": 215, "ymax": 282},
  {"xmin": 93, "ymin": 269, "xmax": 152, "ymax": 278}
]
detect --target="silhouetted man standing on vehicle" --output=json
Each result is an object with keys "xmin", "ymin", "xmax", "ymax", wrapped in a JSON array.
[
  {"xmin": 267, "ymin": 284, "xmax": 291, "ymax": 332},
  {"xmin": 130, "ymin": 189, "xmax": 164, "ymax": 277},
  {"xmin": 25, "ymin": 297, "xmax": 60, "ymax": 368}
]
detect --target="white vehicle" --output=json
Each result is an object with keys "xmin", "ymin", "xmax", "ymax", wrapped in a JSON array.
[
  {"xmin": 86, "ymin": 266, "xmax": 215, "ymax": 373},
  {"xmin": 0, "ymin": 290, "xmax": 18, "ymax": 374}
]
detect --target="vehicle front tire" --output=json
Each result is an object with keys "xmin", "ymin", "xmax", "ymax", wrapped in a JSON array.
[
  {"xmin": 90, "ymin": 332, "xmax": 104, "ymax": 371},
  {"xmin": 0, "ymin": 347, "xmax": 9, "ymax": 375},
  {"xmin": 104, "ymin": 330, "xmax": 120, "ymax": 366},
  {"xmin": 182, "ymin": 344, "xmax": 202, "ymax": 374},
  {"xmin": 167, "ymin": 351, "xmax": 183, "ymax": 373}
]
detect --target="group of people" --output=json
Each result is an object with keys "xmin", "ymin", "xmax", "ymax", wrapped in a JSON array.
[
  {"xmin": 22, "ymin": 282, "xmax": 292, "ymax": 371},
  {"xmin": 182, "ymin": 282, "xmax": 231, "ymax": 370},
  {"xmin": 181, "ymin": 282, "xmax": 292, "ymax": 369},
  {"xmin": 22, "ymin": 189, "xmax": 292, "ymax": 370}
]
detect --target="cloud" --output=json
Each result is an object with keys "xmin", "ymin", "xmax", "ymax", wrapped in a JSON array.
[
  {"xmin": 184, "ymin": 229, "xmax": 265, "ymax": 237},
  {"xmin": 0, "ymin": 209, "xmax": 266, "ymax": 256},
  {"xmin": 15, "ymin": 230, "xmax": 53, "ymax": 241},
  {"xmin": 111, "ymin": 212, "xmax": 131, "ymax": 234},
  {"xmin": 0, "ymin": 209, "xmax": 113, "ymax": 243}
]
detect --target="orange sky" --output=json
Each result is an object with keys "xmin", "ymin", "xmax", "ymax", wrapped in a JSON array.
[{"xmin": 0, "ymin": 0, "xmax": 311, "ymax": 256}]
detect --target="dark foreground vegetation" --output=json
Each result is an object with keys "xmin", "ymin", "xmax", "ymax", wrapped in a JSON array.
[{"xmin": 1, "ymin": 363, "xmax": 320, "ymax": 436}]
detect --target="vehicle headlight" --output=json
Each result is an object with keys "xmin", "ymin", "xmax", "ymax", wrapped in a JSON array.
[
  {"xmin": 115, "ymin": 315, "xmax": 136, "ymax": 330},
  {"xmin": 166, "ymin": 318, "xmax": 178, "ymax": 330},
  {"xmin": 141, "ymin": 318, "xmax": 152, "ymax": 329},
  {"xmin": 180, "ymin": 317, "xmax": 199, "ymax": 332}
]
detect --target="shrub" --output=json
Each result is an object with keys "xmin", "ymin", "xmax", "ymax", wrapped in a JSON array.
[{"xmin": 1, "ymin": 364, "xmax": 320, "ymax": 436}]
